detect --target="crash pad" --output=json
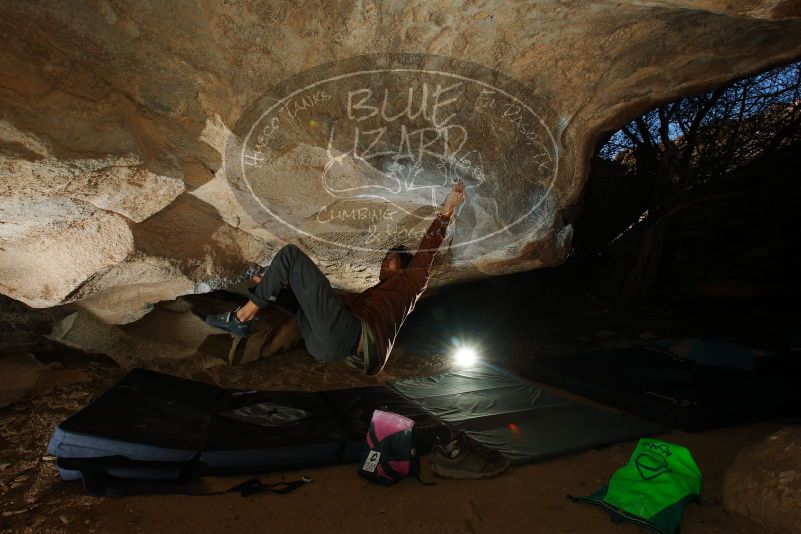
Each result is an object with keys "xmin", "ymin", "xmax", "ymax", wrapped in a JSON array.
[
  {"xmin": 389, "ymin": 365, "xmax": 667, "ymax": 465},
  {"xmin": 47, "ymin": 368, "xmax": 433, "ymax": 485},
  {"xmin": 525, "ymin": 342, "xmax": 801, "ymax": 431},
  {"xmin": 48, "ymin": 364, "xmax": 668, "ymax": 494}
]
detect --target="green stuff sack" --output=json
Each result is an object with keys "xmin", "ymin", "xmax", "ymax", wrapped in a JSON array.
[{"xmin": 573, "ymin": 439, "xmax": 702, "ymax": 534}]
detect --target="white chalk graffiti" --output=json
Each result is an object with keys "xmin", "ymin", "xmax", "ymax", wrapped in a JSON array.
[{"xmin": 233, "ymin": 59, "xmax": 559, "ymax": 254}]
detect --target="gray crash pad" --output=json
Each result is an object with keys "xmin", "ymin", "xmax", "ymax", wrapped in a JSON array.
[{"xmin": 390, "ymin": 365, "xmax": 667, "ymax": 465}]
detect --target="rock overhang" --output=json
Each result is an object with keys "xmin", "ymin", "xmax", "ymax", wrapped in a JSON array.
[{"xmin": 0, "ymin": 1, "xmax": 799, "ymax": 322}]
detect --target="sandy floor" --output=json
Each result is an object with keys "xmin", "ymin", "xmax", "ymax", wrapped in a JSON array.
[
  {"xmin": 0, "ymin": 271, "xmax": 786, "ymax": 533},
  {"xmin": 0, "ymin": 347, "xmax": 776, "ymax": 534}
]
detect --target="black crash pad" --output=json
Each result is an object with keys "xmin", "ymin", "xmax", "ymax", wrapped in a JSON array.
[
  {"xmin": 47, "ymin": 368, "xmax": 440, "ymax": 482},
  {"xmin": 525, "ymin": 346, "xmax": 801, "ymax": 432}
]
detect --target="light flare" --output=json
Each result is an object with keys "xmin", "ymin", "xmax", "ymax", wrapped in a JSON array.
[{"xmin": 453, "ymin": 345, "xmax": 479, "ymax": 368}]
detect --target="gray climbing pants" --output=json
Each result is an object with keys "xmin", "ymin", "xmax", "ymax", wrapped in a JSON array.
[{"xmin": 248, "ymin": 244, "xmax": 362, "ymax": 362}]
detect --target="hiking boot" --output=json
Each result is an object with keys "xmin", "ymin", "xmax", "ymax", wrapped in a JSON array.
[
  {"xmin": 205, "ymin": 308, "xmax": 252, "ymax": 337},
  {"xmin": 430, "ymin": 433, "xmax": 511, "ymax": 479}
]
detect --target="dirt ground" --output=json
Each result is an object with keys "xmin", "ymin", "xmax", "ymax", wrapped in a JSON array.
[
  {"xmin": 0, "ymin": 270, "xmax": 788, "ymax": 533},
  {"xmin": 0, "ymin": 351, "xmax": 778, "ymax": 534}
]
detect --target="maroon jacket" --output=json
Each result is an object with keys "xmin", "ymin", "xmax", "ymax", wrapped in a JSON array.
[{"xmin": 338, "ymin": 213, "xmax": 451, "ymax": 375}]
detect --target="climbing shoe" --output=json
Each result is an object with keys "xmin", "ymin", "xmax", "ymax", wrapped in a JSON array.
[
  {"xmin": 205, "ymin": 308, "xmax": 252, "ymax": 338},
  {"xmin": 430, "ymin": 432, "xmax": 511, "ymax": 479}
]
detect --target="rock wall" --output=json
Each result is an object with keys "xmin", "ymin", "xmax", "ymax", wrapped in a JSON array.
[
  {"xmin": 724, "ymin": 428, "xmax": 801, "ymax": 534},
  {"xmin": 1, "ymin": 0, "xmax": 800, "ymax": 322}
]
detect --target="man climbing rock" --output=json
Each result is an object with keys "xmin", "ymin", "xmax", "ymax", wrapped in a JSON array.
[{"xmin": 206, "ymin": 181, "xmax": 466, "ymax": 375}]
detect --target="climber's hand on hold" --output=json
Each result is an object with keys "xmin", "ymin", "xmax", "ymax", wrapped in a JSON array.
[{"xmin": 440, "ymin": 181, "xmax": 466, "ymax": 218}]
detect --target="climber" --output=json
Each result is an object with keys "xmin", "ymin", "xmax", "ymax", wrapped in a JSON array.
[{"xmin": 205, "ymin": 181, "xmax": 466, "ymax": 375}]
